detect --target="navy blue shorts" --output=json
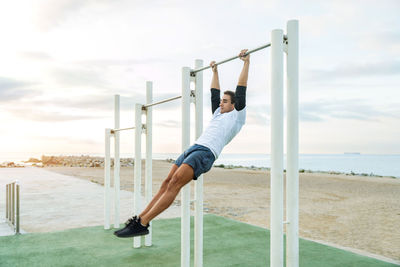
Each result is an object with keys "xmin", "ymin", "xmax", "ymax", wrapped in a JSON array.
[{"xmin": 174, "ymin": 144, "xmax": 216, "ymax": 180}]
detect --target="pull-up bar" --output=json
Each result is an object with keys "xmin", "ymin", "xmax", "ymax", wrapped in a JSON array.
[
  {"xmin": 143, "ymin": 41, "xmax": 285, "ymax": 108},
  {"xmin": 142, "ymin": 95, "xmax": 182, "ymax": 109},
  {"xmin": 190, "ymin": 42, "xmax": 273, "ymax": 75},
  {"xmin": 111, "ymin": 126, "xmax": 135, "ymax": 133}
]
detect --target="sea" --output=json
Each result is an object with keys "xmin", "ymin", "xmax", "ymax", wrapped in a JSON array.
[{"xmin": 1, "ymin": 152, "xmax": 400, "ymax": 178}]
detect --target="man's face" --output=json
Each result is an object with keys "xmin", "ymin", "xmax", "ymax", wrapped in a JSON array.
[{"xmin": 220, "ymin": 94, "xmax": 235, "ymax": 114}]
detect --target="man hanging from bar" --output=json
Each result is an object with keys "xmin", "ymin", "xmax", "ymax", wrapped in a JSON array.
[{"xmin": 114, "ymin": 49, "xmax": 250, "ymax": 238}]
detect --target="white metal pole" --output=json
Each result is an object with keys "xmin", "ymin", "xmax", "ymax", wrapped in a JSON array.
[
  {"xmin": 194, "ymin": 59, "xmax": 204, "ymax": 267},
  {"xmin": 134, "ymin": 103, "xmax": 142, "ymax": 248},
  {"xmin": 181, "ymin": 66, "xmax": 191, "ymax": 267},
  {"xmin": 114, "ymin": 94, "xmax": 121, "ymax": 229},
  {"xmin": 104, "ymin": 128, "xmax": 112, "ymax": 230},
  {"xmin": 270, "ymin": 28, "xmax": 284, "ymax": 267},
  {"xmin": 145, "ymin": 81, "xmax": 153, "ymax": 247},
  {"xmin": 286, "ymin": 19, "xmax": 299, "ymax": 267}
]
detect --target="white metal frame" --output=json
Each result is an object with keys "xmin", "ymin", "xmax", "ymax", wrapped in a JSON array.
[
  {"xmin": 103, "ymin": 61, "xmax": 204, "ymax": 263},
  {"xmin": 104, "ymin": 19, "xmax": 299, "ymax": 267}
]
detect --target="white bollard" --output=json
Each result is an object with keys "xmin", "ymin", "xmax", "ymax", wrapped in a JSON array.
[
  {"xmin": 286, "ymin": 20, "xmax": 299, "ymax": 267},
  {"xmin": 270, "ymin": 29, "xmax": 284, "ymax": 267},
  {"xmin": 181, "ymin": 67, "xmax": 191, "ymax": 267},
  {"xmin": 114, "ymin": 95, "xmax": 121, "ymax": 229},
  {"xmin": 145, "ymin": 81, "xmax": 153, "ymax": 247},
  {"xmin": 6, "ymin": 184, "xmax": 9, "ymax": 221},
  {"xmin": 11, "ymin": 182, "xmax": 14, "ymax": 225},
  {"xmin": 104, "ymin": 128, "xmax": 112, "ymax": 230},
  {"xmin": 134, "ymin": 103, "xmax": 142, "ymax": 248},
  {"xmin": 194, "ymin": 59, "xmax": 204, "ymax": 267},
  {"xmin": 15, "ymin": 180, "xmax": 20, "ymax": 234}
]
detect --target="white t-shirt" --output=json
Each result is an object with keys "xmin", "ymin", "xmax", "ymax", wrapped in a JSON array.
[{"xmin": 194, "ymin": 106, "xmax": 246, "ymax": 159}]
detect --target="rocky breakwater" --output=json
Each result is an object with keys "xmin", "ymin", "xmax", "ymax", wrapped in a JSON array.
[
  {"xmin": 0, "ymin": 161, "xmax": 25, "ymax": 168},
  {"xmin": 40, "ymin": 155, "xmax": 136, "ymax": 167},
  {"xmin": 0, "ymin": 155, "xmax": 137, "ymax": 168}
]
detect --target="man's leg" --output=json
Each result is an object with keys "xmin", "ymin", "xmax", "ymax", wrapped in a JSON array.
[
  {"xmin": 138, "ymin": 164, "xmax": 179, "ymax": 218},
  {"xmin": 139, "ymin": 163, "xmax": 194, "ymax": 225},
  {"xmin": 114, "ymin": 164, "xmax": 179, "ymax": 235}
]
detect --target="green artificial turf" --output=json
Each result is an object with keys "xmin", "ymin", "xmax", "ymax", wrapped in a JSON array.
[{"xmin": 0, "ymin": 214, "xmax": 397, "ymax": 267}]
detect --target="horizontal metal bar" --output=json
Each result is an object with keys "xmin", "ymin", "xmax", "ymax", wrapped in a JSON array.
[
  {"xmin": 191, "ymin": 42, "xmax": 271, "ymax": 75},
  {"xmin": 111, "ymin": 127, "xmax": 135, "ymax": 133},
  {"xmin": 143, "ymin": 95, "xmax": 182, "ymax": 109}
]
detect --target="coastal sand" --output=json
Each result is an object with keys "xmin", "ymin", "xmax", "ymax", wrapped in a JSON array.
[{"xmin": 45, "ymin": 160, "xmax": 400, "ymax": 261}]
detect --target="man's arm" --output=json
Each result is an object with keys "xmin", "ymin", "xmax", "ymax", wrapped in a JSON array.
[
  {"xmin": 235, "ymin": 49, "xmax": 250, "ymax": 111},
  {"xmin": 210, "ymin": 61, "xmax": 220, "ymax": 114},
  {"xmin": 238, "ymin": 49, "xmax": 250, "ymax": 86}
]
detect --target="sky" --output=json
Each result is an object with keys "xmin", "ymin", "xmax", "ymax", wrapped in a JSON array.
[{"xmin": 0, "ymin": 0, "xmax": 399, "ymax": 158}]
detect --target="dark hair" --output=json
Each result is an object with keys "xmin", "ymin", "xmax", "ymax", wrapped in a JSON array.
[{"xmin": 223, "ymin": 90, "xmax": 235, "ymax": 104}]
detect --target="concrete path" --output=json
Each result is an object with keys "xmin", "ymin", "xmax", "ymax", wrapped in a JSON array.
[
  {"xmin": 0, "ymin": 167, "xmax": 182, "ymax": 236},
  {"xmin": 0, "ymin": 220, "xmax": 18, "ymax": 236}
]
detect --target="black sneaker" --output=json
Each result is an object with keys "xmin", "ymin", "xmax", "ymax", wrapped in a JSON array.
[
  {"xmin": 113, "ymin": 215, "xmax": 138, "ymax": 235},
  {"xmin": 115, "ymin": 216, "xmax": 150, "ymax": 238}
]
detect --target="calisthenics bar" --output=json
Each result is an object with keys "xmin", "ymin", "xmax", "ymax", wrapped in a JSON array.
[
  {"xmin": 190, "ymin": 42, "xmax": 272, "ymax": 75},
  {"xmin": 112, "ymin": 95, "xmax": 182, "ymax": 133},
  {"xmin": 143, "ymin": 43, "xmax": 274, "ymax": 108},
  {"xmin": 142, "ymin": 95, "xmax": 182, "ymax": 109},
  {"xmin": 105, "ymin": 20, "xmax": 298, "ymax": 267},
  {"xmin": 111, "ymin": 126, "xmax": 135, "ymax": 133}
]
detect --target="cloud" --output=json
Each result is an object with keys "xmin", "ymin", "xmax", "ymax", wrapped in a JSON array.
[
  {"xmin": 246, "ymin": 106, "xmax": 270, "ymax": 125},
  {"xmin": 0, "ymin": 73, "xmax": 148, "ymax": 119},
  {"xmin": 18, "ymin": 51, "xmax": 53, "ymax": 61},
  {"xmin": 33, "ymin": 0, "xmax": 103, "ymax": 31},
  {"xmin": 2, "ymin": 91, "xmax": 150, "ymax": 123},
  {"xmin": 33, "ymin": 0, "xmax": 165, "ymax": 31},
  {"xmin": 305, "ymin": 60, "xmax": 400, "ymax": 82},
  {"xmin": 376, "ymin": 31, "xmax": 400, "ymax": 43},
  {"xmin": 46, "ymin": 58, "xmax": 173, "ymax": 94},
  {"xmin": 0, "ymin": 77, "xmax": 29, "ymax": 90},
  {"xmin": 48, "ymin": 93, "xmax": 145, "ymax": 111},
  {"xmin": 6, "ymin": 108, "xmax": 102, "ymax": 122},
  {"xmin": 0, "ymin": 77, "xmax": 39, "ymax": 102},
  {"xmin": 31, "ymin": 95, "xmax": 115, "ymax": 111},
  {"xmin": 78, "ymin": 58, "xmax": 172, "ymax": 67},
  {"xmin": 154, "ymin": 119, "xmax": 180, "ymax": 128},
  {"xmin": 300, "ymin": 99, "xmax": 400, "ymax": 122},
  {"xmin": 35, "ymin": 135, "xmax": 102, "ymax": 144},
  {"xmin": 358, "ymin": 30, "xmax": 400, "ymax": 54},
  {"xmin": 49, "ymin": 66, "xmax": 110, "ymax": 88},
  {"xmin": 300, "ymin": 112, "xmax": 323, "ymax": 122}
]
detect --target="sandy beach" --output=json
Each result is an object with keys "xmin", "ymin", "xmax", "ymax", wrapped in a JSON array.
[{"xmin": 44, "ymin": 160, "xmax": 400, "ymax": 261}]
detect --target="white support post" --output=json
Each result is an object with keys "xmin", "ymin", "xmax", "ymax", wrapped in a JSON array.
[
  {"xmin": 145, "ymin": 81, "xmax": 153, "ymax": 247},
  {"xmin": 134, "ymin": 103, "xmax": 142, "ymax": 248},
  {"xmin": 114, "ymin": 94, "xmax": 121, "ymax": 229},
  {"xmin": 181, "ymin": 66, "xmax": 191, "ymax": 267},
  {"xmin": 104, "ymin": 128, "xmax": 112, "ymax": 230},
  {"xmin": 270, "ymin": 29, "xmax": 284, "ymax": 267},
  {"xmin": 286, "ymin": 20, "xmax": 299, "ymax": 267},
  {"xmin": 194, "ymin": 59, "xmax": 204, "ymax": 267}
]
